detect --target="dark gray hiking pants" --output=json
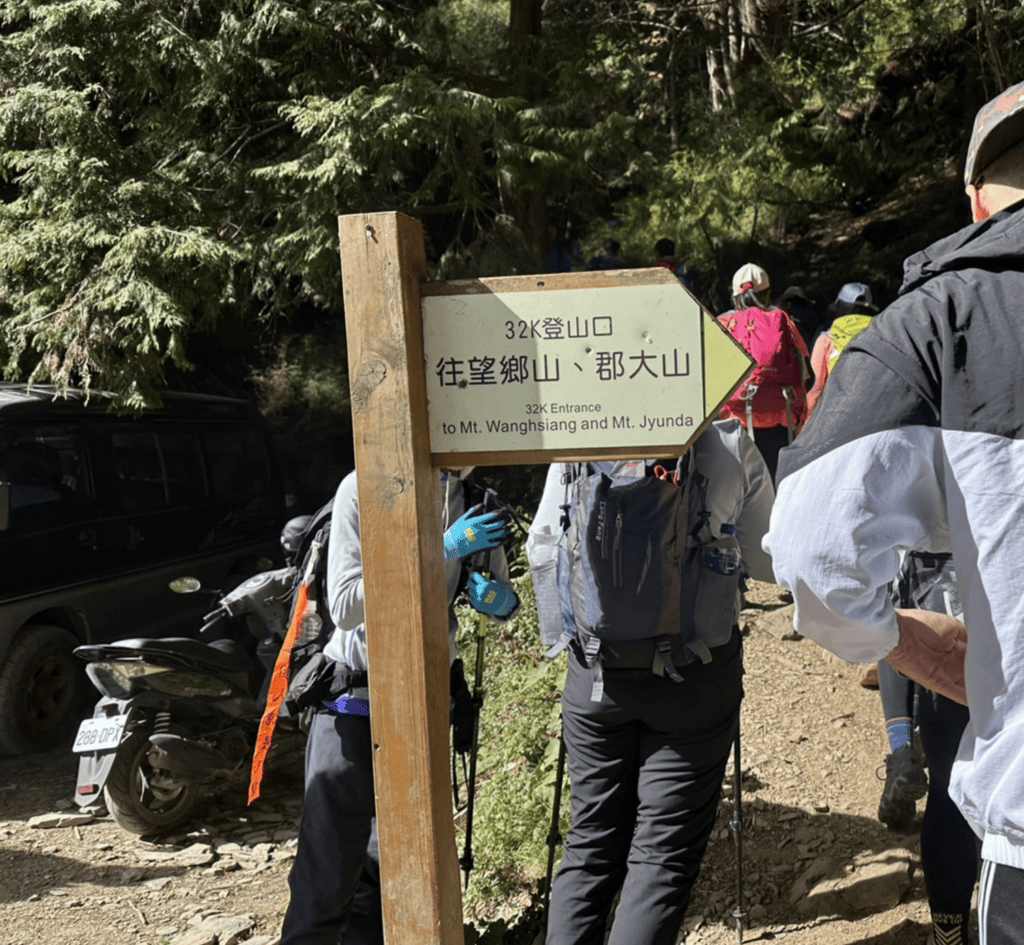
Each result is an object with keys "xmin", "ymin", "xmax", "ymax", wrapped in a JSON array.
[
  {"xmin": 546, "ymin": 631, "xmax": 743, "ymax": 945},
  {"xmin": 280, "ymin": 708, "xmax": 383, "ymax": 945},
  {"xmin": 980, "ymin": 860, "xmax": 1024, "ymax": 945}
]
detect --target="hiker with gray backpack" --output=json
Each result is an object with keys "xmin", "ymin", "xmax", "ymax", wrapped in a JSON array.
[{"xmin": 526, "ymin": 417, "xmax": 775, "ymax": 945}]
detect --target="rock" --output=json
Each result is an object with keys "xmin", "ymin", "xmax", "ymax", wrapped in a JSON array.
[
  {"xmin": 247, "ymin": 936, "xmax": 281, "ymax": 945},
  {"xmin": 120, "ymin": 868, "xmax": 147, "ymax": 884},
  {"xmin": 174, "ymin": 842, "xmax": 216, "ymax": 866},
  {"xmin": 757, "ymin": 604, "xmax": 801, "ymax": 641},
  {"xmin": 749, "ymin": 904, "xmax": 768, "ymax": 922},
  {"xmin": 201, "ymin": 862, "xmax": 238, "ymax": 876},
  {"xmin": 54, "ymin": 799, "xmax": 74, "ymax": 811},
  {"xmin": 180, "ymin": 914, "xmax": 253, "ymax": 945},
  {"xmin": 272, "ymin": 828, "xmax": 299, "ymax": 843},
  {"xmin": 173, "ymin": 928, "xmax": 218, "ymax": 945},
  {"xmin": 141, "ymin": 876, "xmax": 173, "ymax": 890},
  {"xmin": 249, "ymin": 811, "xmax": 286, "ymax": 824},
  {"xmin": 788, "ymin": 853, "xmax": 839, "ymax": 904},
  {"xmin": 796, "ymin": 848, "xmax": 915, "ymax": 917},
  {"xmin": 137, "ymin": 851, "xmax": 176, "ymax": 862},
  {"xmin": 681, "ymin": 914, "xmax": 704, "ymax": 933},
  {"xmin": 27, "ymin": 812, "xmax": 95, "ymax": 829},
  {"xmin": 240, "ymin": 831, "xmax": 273, "ymax": 844}
]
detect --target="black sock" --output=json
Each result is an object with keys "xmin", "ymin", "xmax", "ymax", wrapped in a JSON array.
[{"xmin": 931, "ymin": 911, "xmax": 968, "ymax": 945}]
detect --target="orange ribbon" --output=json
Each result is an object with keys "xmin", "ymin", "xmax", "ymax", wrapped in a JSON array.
[{"xmin": 248, "ymin": 582, "xmax": 310, "ymax": 804}]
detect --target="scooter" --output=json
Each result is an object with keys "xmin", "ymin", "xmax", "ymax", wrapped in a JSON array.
[{"xmin": 72, "ymin": 565, "xmax": 300, "ymax": 835}]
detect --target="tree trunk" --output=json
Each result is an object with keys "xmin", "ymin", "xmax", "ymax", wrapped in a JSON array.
[{"xmin": 504, "ymin": 0, "xmax": 548, "ymax": 265}]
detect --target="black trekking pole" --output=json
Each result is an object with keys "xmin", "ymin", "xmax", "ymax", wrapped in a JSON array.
[
  {"xmin": 729, "ymin": 721, "xmax": 747, "ymax": 944},
  {"xmin": 532, "ymin": 720, "xmax": 568, "ymax": 945},
  {"xmin": 459, "ymin": 610, "xmax": 487, "ymax": 890}
]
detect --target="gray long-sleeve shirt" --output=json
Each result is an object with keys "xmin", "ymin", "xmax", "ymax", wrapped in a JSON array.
[{"xmin": 323, "ymin": 469, "xmax": 508, "ymax": 682}]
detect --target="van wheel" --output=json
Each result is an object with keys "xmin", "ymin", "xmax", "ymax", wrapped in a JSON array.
[
  {"xmin": 0, "ymin": 625, "xmax": 83, "ymax": 754},
  {"xmin": 104, "ymin": 729, "xmax": 201, "ymax": 835}
]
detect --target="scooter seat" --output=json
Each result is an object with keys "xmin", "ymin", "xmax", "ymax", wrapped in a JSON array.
[{"xmin": 76, "ymin": 637, "xmax": 255, "ymax": 674}]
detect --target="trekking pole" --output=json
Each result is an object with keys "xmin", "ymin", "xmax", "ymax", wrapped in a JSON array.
[
  {"xmin": 540, "ymin": 723, "xmax": 568, "ymax": 935},
  {"xmin": 729, "ymin": 722, "xmax": 747, "ymax": 944},
  {"xmin": 459, "ymin": 610, "xmax": 487, "ymax": 889},
  {"xmin": 783, "ymin": 386, "xmax": 795, "ymax": 444}
]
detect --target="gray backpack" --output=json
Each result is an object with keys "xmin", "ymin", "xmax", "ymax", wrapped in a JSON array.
[{"xmin": 544, "ymin": 445, "xmax": 743, "ymax": 700}]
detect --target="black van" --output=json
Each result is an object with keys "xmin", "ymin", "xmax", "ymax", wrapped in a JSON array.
[{"xmin": 0, "ymin": 385, "xmax": 287, "ymax": 754}]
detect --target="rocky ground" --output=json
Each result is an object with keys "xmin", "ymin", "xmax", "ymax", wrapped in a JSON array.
[{"xmin": 0, "ymin": 580, "xmax": 973, "ymax": 945}]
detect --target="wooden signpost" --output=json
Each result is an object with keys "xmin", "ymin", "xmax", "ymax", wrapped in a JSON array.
[{"xmin": 338, "ymin": 211, "xmax": 753, "ymax": 945}]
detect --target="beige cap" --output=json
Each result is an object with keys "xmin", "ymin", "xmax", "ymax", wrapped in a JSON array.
[{"xmin": 732, "ymin": 263, "xmax": 769, "ymax": 296}]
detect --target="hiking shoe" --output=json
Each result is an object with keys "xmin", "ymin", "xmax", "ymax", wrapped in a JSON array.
[{"xmin": 877, "ymin": 743, "xmax": 928, "ymax": 830}]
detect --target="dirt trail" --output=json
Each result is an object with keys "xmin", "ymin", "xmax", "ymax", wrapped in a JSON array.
[{"xmin": 0, "ymin": 581, "xmax": 969, "ymax": 945}]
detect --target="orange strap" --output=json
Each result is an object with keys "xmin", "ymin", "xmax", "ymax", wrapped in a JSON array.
[{"xmin": 248, "ymin": 582, "xmax": 310, "ymax": 804}]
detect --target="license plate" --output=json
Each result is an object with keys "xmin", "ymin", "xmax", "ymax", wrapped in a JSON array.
[{"xmin": 72, "ymin": 714, "xmax": 128, "ymax": 754}]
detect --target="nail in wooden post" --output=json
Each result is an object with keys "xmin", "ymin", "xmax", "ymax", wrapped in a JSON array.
[{"xmin": 338, "ymin": 212, "xmax": 465, "ymax": 945}]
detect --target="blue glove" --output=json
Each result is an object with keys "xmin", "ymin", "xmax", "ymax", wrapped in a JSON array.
[
  {"xmin": 443, "ymin": 506, "xmax": 507, "ymax": 561},
  {"xmin": 467, "ymin": 572, "xmax": 519, "ymax": 618}
]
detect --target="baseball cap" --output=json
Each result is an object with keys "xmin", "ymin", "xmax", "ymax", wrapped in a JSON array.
[
  {"xmin": 779, "ymin": 285, "xmax": 812, "ymax": 304},
  {"xmin": 835, "ymin": 282, "xmax": 878, "ymax": 312},
  {"xmin": 731, "ymin": 263, "xmax": 769, "ymax": 296},
  {"xmin": 965, "ymin": 79, "xmax": 1024, "ymax": 187}
]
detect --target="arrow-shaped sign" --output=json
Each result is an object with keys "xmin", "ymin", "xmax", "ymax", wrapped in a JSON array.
[{"xmin": 421, "ymin": 267, "xmax": 754, "ymax": 465}]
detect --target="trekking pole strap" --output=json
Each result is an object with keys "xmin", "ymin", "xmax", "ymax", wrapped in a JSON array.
[
  {"xmin": 743, "ymin": 384, "xmax": 759, "ymax": 438},
  {"xmin": 783, "ymin": 385, "xmax": 795, "ymax": 444}
]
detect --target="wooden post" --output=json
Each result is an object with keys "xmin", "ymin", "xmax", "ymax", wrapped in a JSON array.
[{"xmin": 338, "ymin": 212, "xmax": 465, "ymax": 945}]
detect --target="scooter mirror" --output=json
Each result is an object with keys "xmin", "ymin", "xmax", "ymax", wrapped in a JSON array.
[{"xmin": 169, "ymin": 577, "xmax": 202, "ymax": 595}]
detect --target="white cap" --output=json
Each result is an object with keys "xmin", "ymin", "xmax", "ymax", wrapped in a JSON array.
[{"xmin": 732, "ymin": 263, "xmax": 770, "ymax": 296}]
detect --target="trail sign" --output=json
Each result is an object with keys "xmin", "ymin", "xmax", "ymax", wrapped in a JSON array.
[
  {"xmin": 422, "ymin": 269, "xmax": 754, "ymax": 466},
  {"xmin": 337, "ymin": 212, "xmax": 756, "ymax": 945}
]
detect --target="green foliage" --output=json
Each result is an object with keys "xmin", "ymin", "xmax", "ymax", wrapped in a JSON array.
[
  {"xmin": 455, "ymin": 552, "xmax": 569, "ymax": 932},
  {"xmin": 250, "ymin": 331, "xmax": 353, "ymax": 507},
  {"xmin": 5, "ymin": 0, "xmax": 1024, "ymax": 407}
]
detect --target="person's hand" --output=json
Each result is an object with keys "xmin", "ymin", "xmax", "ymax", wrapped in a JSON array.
[
  {"xmin": 466, "ymin": 572, "xmax": 519, "ymax": 618},
  {"xmin": 886, "ymin": 609, "xmax": 967, "ymax": 706},
  {"xmin": 443, "ymin": 506, "xmax": 507, "ymax": 561}
]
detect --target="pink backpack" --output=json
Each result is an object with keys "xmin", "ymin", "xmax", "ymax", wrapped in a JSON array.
[{"xmin": 717, "ymin": 307, "xmax": 808, "ymax": 429}]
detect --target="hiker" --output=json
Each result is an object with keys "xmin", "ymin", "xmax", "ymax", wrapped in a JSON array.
[
  {"xmin": 530, "ymin": 418, "xmax": 775, "ymax": 945},
  {"xmin": 279, "ymin": 468, "xmax": 516, "ymax": 945},
  {"xmin": 585, "ymin": 239, "xmax": 626, "ymax": 271},
  {"xmin": 717, "ymin": 264, "xmax": 810, "ymax": 484},
  {"xmin": 804, "ymin": 282, "xmax": 878, "ymax": 416},
  {"xmin": 775, "ymin": 285, "xmax": 822, "ymax": 351},
  {"xmin": 653, "ymin": 237, "xmax": 703, "ymax": 299},
  {"xmin": 875, "ymin": 554, "xmax": 979, "ymax": 945},
  {"xmin": 764, "ymin": 78, "xmax": 1024, "ymax": 945}
]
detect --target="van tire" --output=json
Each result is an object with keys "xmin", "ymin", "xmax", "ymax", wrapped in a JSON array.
[
  {"xmin": 104, "ymin": 729, "xmax": 201, "ymax": 835},
  {"xmin": 0, "ymin": 625, "xmax": 84, "ymax": 754}
]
